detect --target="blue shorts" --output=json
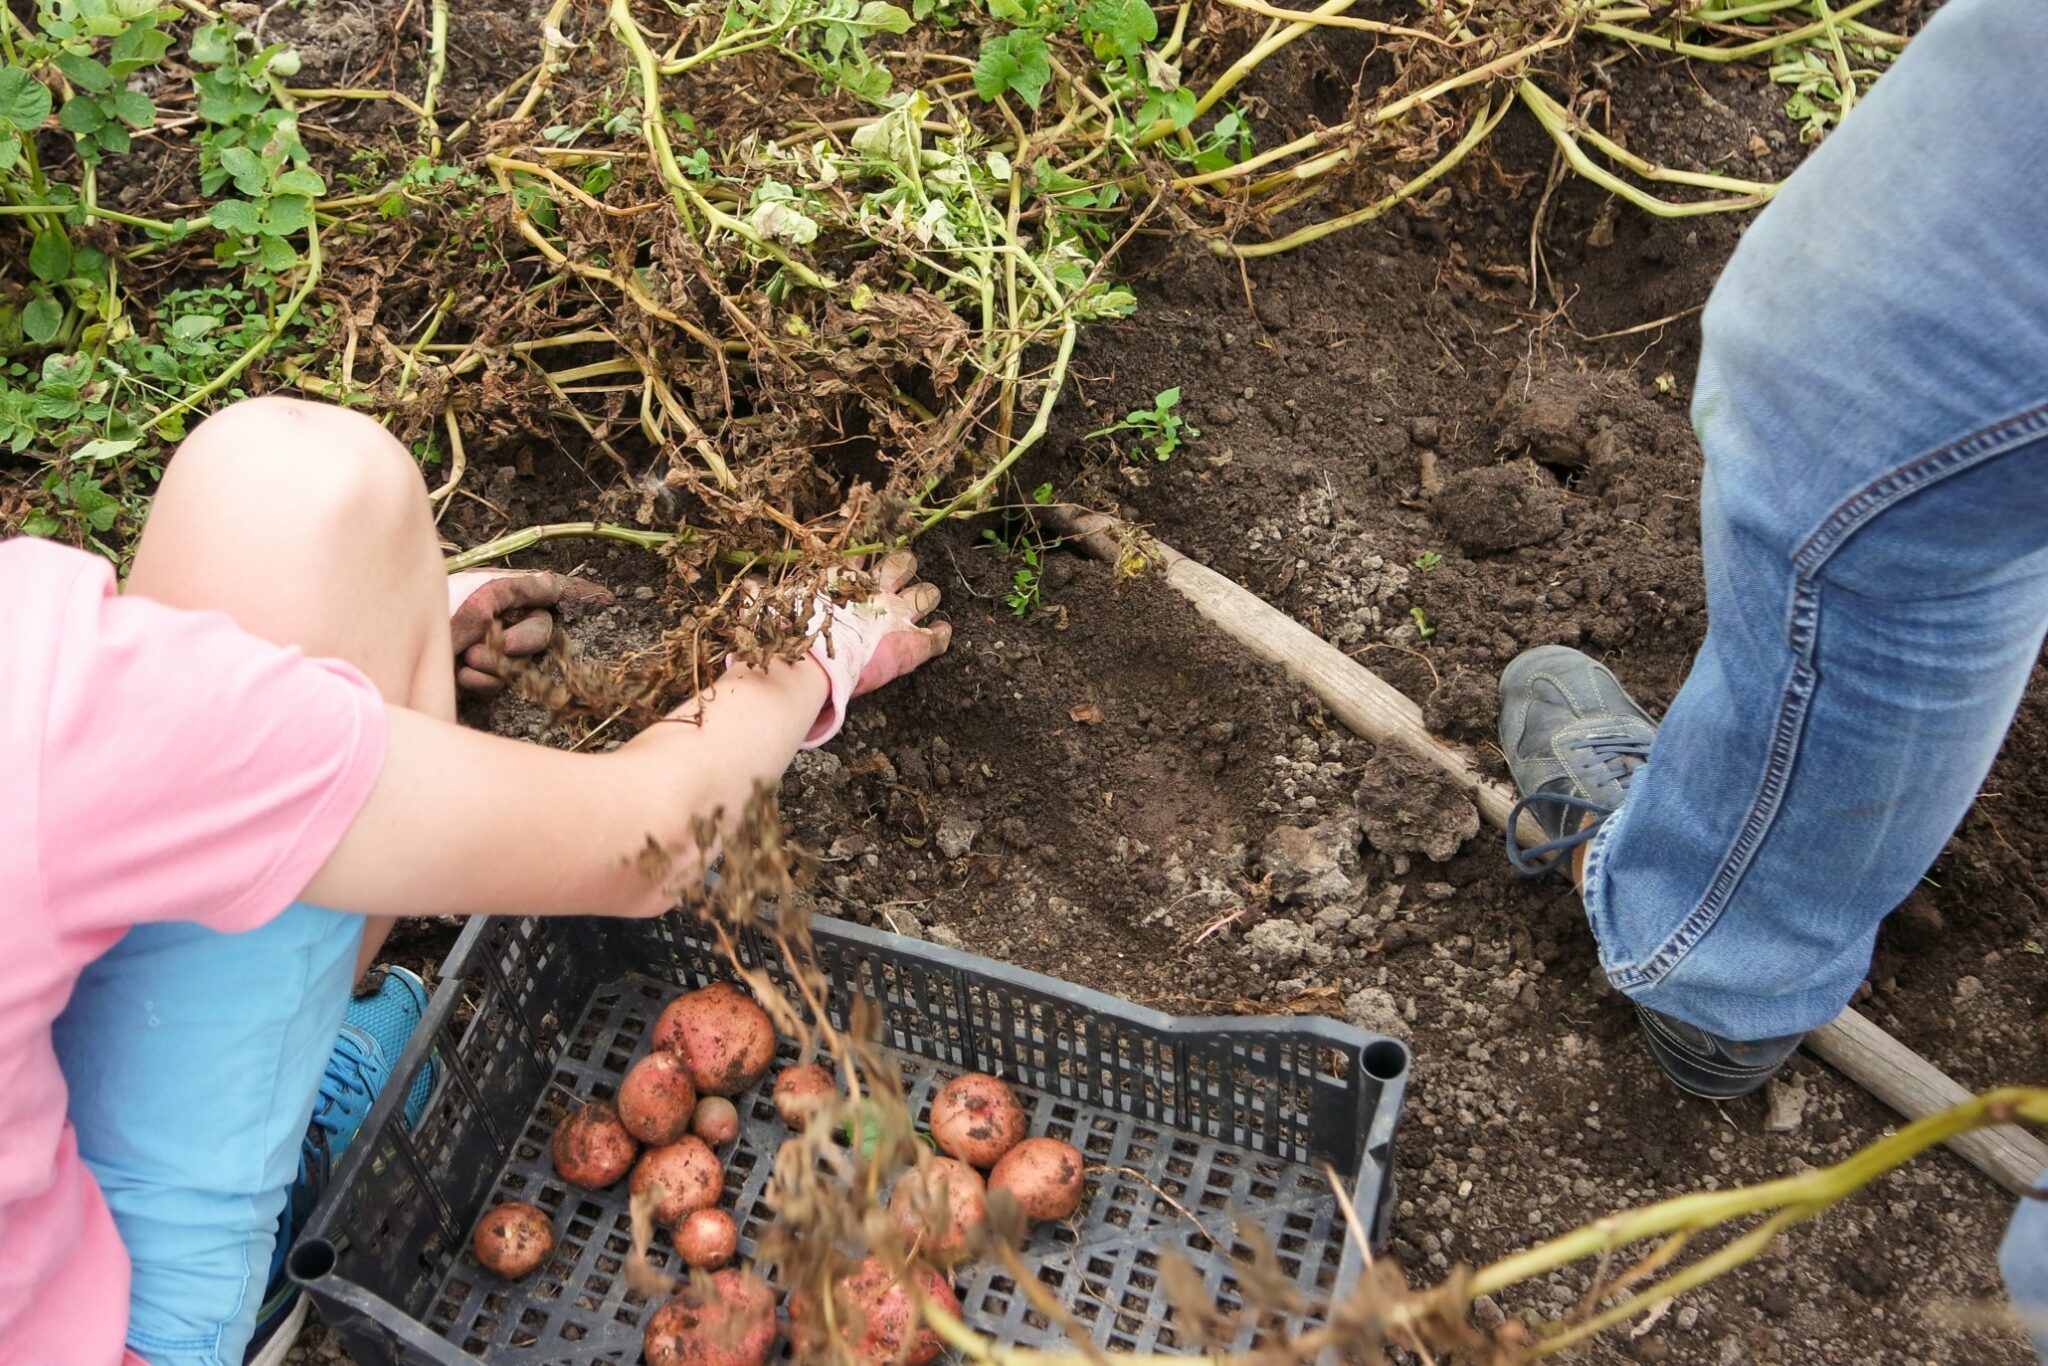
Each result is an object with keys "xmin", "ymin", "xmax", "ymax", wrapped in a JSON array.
[{"xmin": 51, "ymin": 903, "xmax": 360, "ymax": 1366}]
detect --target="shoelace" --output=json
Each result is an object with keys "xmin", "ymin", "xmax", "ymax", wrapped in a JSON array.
[
  {"xmin": 1504, "ymin": 732, "xmax": 1651, "ymax": 876},
  {"xmin": 308, "ymin": 1028, "xmax": 387, "ymax": 1146}
]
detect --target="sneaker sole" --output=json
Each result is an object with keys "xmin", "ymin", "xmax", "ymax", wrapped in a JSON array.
[{"xmin": 245, "ymin": 1294, "xmax": 308, "ymax": 1366}]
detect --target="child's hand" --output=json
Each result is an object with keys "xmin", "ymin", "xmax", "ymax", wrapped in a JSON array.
[
  {"xmin": 843, "ymin": 551, "xmax": 952, "ymax": 697},
  {"xmin": 801, "ymin": 551, "xmax": 950, "ymax": 745},
  {"xmin": 447, "ymin": 570, "xmax": 613, "ymax": 695}
]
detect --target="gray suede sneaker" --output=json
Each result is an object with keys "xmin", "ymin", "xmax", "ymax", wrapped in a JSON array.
[
  {"xmin": 1497, "ymin": 644, "xmax": 1656, "ymax": 875},
  {"xmin": 1497, "ymin": 645, "xmax": 1799, "ymax": 1100}
]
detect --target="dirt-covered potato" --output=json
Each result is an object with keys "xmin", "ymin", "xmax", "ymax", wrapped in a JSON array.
[
  {"xmin": 928, "ymin": 1072, "xmax": 1027, "ymax": 1169},
  {"xmin": 791, "ymin": 1257, "xmax": 957, "ymax": 1366},
  {"xmin": 692, "ymin": 1095, "xmax": 741, "ymax": 1146},
  {"xmin": 471, "ymin": 1201, "xmax": 554, "ymax": 1279},
  {"xmin": 987, "ymin": 1136, "xmax": 1086, "ymax": 1221},
  {"xmin": 771, "ymin": 1063, "xmax": 835, "ymax": 1131},
  {"xmin": 654, "ymin": 984, "xmax": 778, "ymax": 1097},
  {"xmin": 677, "ymin": 1208, "xmax": 739, "ymax": 1270},
  {"xmin": 551, "ymin": 1100, "xmax": 639, "ymax": 1190},
  {"xmin": 619, "ymin": 1050, "xmax": 699, "ymax": 1145},
  {"xmin": 631, "ymin": 1135, "xmax": 725, "ymax": 1225},
  {"xmin": 888, "ymin": 1155, "xmax": 987, "ymax": 1261},
  {"xmin": 643, "ymin": 1268, "xmax": 778, "ymax": 1366}
]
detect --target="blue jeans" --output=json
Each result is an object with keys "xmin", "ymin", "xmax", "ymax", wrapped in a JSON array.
[
  {"xmin": 1572, "ymin": 0, "xmax": 2048, "ymax": 1350},
  {"xmin": 51, "ymin": 905, "xmax": 360, "ymax": 1365}
]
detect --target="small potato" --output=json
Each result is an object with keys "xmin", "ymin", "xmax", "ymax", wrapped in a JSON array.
[
  {"xmin": 692, "ymin": 1095, "xmax": 741, "ymax": 1146},
  {"xmin": 791, "ymin": 1257, "xmax": 957, "ymax": 1366},
  {"xmin": 888, "ymin": 1156, "xmax": 987, "ymax": 1261},
  {"xmin": 677, "ymin": 1208, "xmax": 739, "ymax": 1270},
  {"xmin": 653, "ymin": 984, "xmax": 777, "ymax": 1097},
  {"xmin": 928, "ymin": 1072, "xmax": 1027, "ymax": 1169},
  {"xmin": 988, "ymin": 1136, "xmax": 1086, "ymax": 1222},
  {"xmin": 472, "ymin": 1201, "xmax": 553, "ymax": 1279},
  {"xmin": 631, "ymin": 1136, "xmax": 725, "ymax": 1226},
  {"xmin": 619, "ymin": 1051, "xmax": 699, "ymax": 1146},
  {"xmin": 643, "ymin": 1268, "xmax": 778, "ymax": 1366},
  {"xmin": 772, "ymin": 1063, "xmax": 836, "ymax": 1132},
  {"xmin": 552, "ymin": 1100, "xmax": 639, "ymax": 1190}
]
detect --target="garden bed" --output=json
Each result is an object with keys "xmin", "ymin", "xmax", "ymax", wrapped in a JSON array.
[
  {"xmin": 0, "ymin": 0, "xmax": 2035, "ymax": 1358},
  {"xmin": 395, "ymin": 28, "xmax": 2048, "ymax": 1366}
]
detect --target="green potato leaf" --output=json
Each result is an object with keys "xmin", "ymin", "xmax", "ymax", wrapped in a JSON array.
[
  {"xmin": 0, "ymin": 68, "xmax": 54, "ymax": 131},
  {"xmin": 29, "ymin": 230, "xmax": 74, "ymax": 284},
  {"xmin": 23, "ymin": 294, "xmax": 64, "ymax": 346},
  {"xmin": 55, "ymin": 52, "xmax": 114, "ymax": 93},
  {"xmin": 973, "ymin": 31, "xmax": 1051, "ymax": 108}
]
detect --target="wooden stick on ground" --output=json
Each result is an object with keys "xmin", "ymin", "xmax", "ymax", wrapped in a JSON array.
[{"xmin": 1043, "ymin": 504, "xmax": 2048, "ymax": 1197}]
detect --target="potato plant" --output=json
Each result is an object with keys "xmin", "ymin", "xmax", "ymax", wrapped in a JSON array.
[{"xmin": 5, "ymin": 0, "xmax": 1906, "ymax": 700}]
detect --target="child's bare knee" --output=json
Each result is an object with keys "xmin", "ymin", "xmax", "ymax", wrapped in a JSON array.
[{"xmin": 173, "ymin": 396, "xmax": 427, "ymax": 530}]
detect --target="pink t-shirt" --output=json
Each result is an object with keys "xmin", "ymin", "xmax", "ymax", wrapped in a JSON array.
[{"xmin": 0, "ymin": 538, "xmax": 387, "ymax": 1366}]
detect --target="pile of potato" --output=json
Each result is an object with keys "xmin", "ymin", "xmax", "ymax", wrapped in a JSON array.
[{"xmin": 468, "ymin": 979, "xmax": 1088, "ymax": 1365}]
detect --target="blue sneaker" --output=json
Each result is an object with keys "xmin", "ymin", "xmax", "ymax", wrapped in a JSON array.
[
  {"xmin": 335, "ymin": 964, "xmax": 436, "ymax": 1130},
  {"xmin": 244, "ymin": 966, "xmax": 437, "ymax": 1363}
]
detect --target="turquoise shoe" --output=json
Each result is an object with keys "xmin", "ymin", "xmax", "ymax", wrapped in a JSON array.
[{"xmin": 245, "ymin": 966, "xmax": 439, "ymax": 1363}]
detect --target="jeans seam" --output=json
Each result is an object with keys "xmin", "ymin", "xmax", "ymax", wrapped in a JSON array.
[
  {"xmin": 1609, "ymin": 398, "xmax": 2048, "ymax": 993},
  {"xmin": 127, "ymin": 1326, "xmax": 224, "ymax": 1356}
]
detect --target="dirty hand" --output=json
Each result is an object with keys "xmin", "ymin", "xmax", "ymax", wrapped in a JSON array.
[
  {"xmin": 446, "ymin": 569, "xmax": 614, "ymax": 696},
  {"xmin": 803, "ymin": 551, "xmax": 951, "ymax": 746}
]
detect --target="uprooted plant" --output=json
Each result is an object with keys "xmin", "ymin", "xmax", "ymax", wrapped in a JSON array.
[{"xmin": 4, "ymin": 0, "xmax": 1907, "ymax": 713}]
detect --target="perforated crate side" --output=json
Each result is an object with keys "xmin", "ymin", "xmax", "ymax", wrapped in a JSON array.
[{"xmin": 297, "ymin": 911, "xmax": 1409, "ymax": 1364}]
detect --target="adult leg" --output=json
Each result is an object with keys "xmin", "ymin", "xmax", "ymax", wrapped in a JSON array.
[
  {"xmin": 1578, "ymin": 0, "xmax": 2048, "ymax": 1040},
  {"xmin": 51, "ymin": 397, "xmax": 453, "ymax": 1364}
]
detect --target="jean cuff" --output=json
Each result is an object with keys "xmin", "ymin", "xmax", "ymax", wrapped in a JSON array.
[{"xmin": 1577, "ymin": 793, "xmax": 1641, "ymax": 988}]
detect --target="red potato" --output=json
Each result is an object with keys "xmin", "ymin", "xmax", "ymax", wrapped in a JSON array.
[
  {"xmin": 632, "ymin": 1136, "xmax": 725, "ymax": 1226},
  {"xmin": 643, "ymin": 1268, "xmax": 778, "ymax": 1366},
  {"xmin": 655, "ymin": 984, "xmax": 778, "ymax": 1097},
  {"xmin": 677, "ymin": 1209, "xmax": 739, "ymax": 1270},
  {"xmin": 619, "ymin": 1051, "xmax": 699, "ymax": 1146},
  {"xmin": 791, "ymin": 1257, "xmax": 958, "ymax": 1366},
  {"xmin": 692, "ymin": 1095, "xmax": 741, "ymax": 1146},
  {"xmin": 551, "ymin": 1100, "xmax": 639, "ymax": 1190},
  {"xmin": 472, "ymin": 1201, "xmax": 553, "ymax": 1279},
  {"xmin": 927, "ymin": 1072, "xmax": 1027, "ymax": 1169},
  {"xmin": 772, "ymin": 1063, "xmax": 836, "ymax": 1132},
  {"xmin": 988, "ymin": 1136, "xmax": 1086, "ymax": 1222},
  {"xmin": 888, "ymin": 1156, "xmax": 987, "ymax": 1261}
]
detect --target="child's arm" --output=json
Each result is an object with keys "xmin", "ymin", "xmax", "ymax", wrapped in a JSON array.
[{"xmin": 301, "ymin": 555, "xmax": 948, "ymax": 920}]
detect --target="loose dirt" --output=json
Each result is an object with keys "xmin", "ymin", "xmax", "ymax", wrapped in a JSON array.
[{"xmin": 294, "ymin": 5, "xmax": 2045, "ymax": 1364}]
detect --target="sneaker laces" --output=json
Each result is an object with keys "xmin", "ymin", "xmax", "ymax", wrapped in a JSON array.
[
  {"xmin": 308, "ymin": 1027, "xmax": 387, "ymax": 1148},
  {"xmin": 1505, "ymin": 731, "xmax": 1652, "ymax": 876}
]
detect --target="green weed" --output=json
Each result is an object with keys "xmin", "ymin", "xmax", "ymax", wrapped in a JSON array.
[
  {"xmin": 979, "ymin": 519, "xmax": 1061, "ymax": 616},
  {"xmin": 0, "ymin": 3, "xmax": 318, "ymax": 552},
  {"xmin": 1088, "ymin": 387, "xmax": 1196, "ymax": 463}
]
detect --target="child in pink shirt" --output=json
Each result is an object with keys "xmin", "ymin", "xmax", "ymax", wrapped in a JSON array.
[{"xmin": 1, "ymin": 396, "xmax": 949, "ymax": 1365}]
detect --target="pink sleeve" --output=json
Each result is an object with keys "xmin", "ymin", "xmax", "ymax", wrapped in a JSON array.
[{"xmin": 38, "ymin": 583, "xmax": 388, "ymax": 937}]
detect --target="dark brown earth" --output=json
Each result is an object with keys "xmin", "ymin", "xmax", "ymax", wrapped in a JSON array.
[{"xmin": 293, "ymin": 5, "xmax": 2045, "ymax": 1365}]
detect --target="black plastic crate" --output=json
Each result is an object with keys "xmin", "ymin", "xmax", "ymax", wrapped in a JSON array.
[{"xmin": 294, "ymin": 911, "xmax": 1410, "ymax": 1363}]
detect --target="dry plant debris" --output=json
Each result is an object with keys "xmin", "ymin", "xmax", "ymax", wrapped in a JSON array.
[{"xmin": 5, "ymin": 0, "xmax": 1902, "ymax": 712}]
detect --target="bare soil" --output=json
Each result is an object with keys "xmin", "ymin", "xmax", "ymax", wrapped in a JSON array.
[{"xmin": 293, "ymin": 4, "xmax": 2046, "ymax": 1364}]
